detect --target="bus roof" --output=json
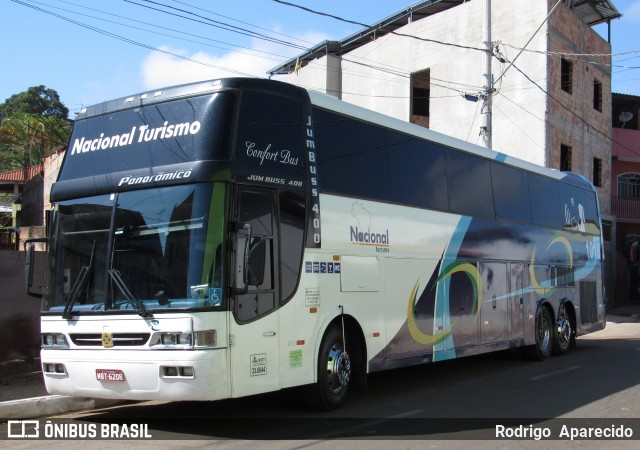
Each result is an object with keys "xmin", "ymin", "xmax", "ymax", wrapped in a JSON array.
[{"xmin": 72, "ymin": 76, "xmax": 595, "ymax": 191}]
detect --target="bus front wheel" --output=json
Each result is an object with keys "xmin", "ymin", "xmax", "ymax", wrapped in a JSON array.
[{"xmin": 305, "ymin": 325, "xmax": 351, "ymax": 410}]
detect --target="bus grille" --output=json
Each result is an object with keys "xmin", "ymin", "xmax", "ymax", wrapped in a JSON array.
[{"xmin": 70, "ymin": 333, "xmax": 151, "ymax": 347}]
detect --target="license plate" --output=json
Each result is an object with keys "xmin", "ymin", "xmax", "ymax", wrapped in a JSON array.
[{"xmin": 96, "ymin": 369, "xmax": 125, "ymax": 382}]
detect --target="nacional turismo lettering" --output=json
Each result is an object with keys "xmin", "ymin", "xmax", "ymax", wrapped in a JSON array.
[
  {"xmin": 70, "ymin": 121, "xmax": 201, "ymax": 156},
  {"xmin": 350, "ymin": 226, "xmax": 390, "ymax": 253}
]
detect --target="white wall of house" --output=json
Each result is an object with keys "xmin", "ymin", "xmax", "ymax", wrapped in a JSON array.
[{"xmin": 276, "ymin": 0, "xmax": 551, "ymax": 166}]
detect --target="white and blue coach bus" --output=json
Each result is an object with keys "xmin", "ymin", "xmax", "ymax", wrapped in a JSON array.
[{"xmin": 27, "ymin": 78, "xmax": 605, "ymax": 410}]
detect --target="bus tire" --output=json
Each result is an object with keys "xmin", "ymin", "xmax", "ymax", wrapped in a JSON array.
[
  {"xmin": 525, "ymin": 306, "xmax": 553, "ymax": 361},
  {"xmin": 552, "ymin": 304, "xmax": 571, "ymax": 356},
  {"xmin": 304, "ymin": 325, "xmax": 351, "ymax": 410}
]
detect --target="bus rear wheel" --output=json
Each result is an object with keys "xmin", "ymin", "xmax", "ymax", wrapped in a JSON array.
[
  {"xmin": 552, "ymin": 304, "xmax": 572, "ymax": 356},
  {"xmin": 525, "ymin": 306, "xmax": 553, "ymax": 361},
  {"xmin": 304, "ymin": 325, "xmax": 351, "ymax": 410}
]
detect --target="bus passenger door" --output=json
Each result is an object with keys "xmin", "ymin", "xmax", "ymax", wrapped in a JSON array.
[
  {"xmin": 229, "ymin": 188, "xmax": 280, "ymax": 398},
  {"xmin": 509, "ymin": 263, "xmax": 526, "ymax": 342}
]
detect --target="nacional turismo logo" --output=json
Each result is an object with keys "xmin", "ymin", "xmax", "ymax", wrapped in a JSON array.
[{"xmin": 349, "ymin": 202, "xmax": 390, "ymax": 253}]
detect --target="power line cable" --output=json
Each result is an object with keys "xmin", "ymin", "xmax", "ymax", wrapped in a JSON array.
[
  {"xmin": 10, "ymin": 0, "xmax": 259, "ymax": 78},
  {"xmin": 47, "ymin": 0, "xmax": 293, "ymax": 60},
  {"xmin": 25, "ymin": 0, "xmax": 286, "ymax": 63},
  {"xmin": 126, "ymin": 0, "xmax": 308, "ymax": 50},
  {"xmin": 169, "ymin": 0, "xmax": 316, "ymax": 46},
  {"xmin": 271, "ymin": 0, "xmax": 486, "ymax": 53}
]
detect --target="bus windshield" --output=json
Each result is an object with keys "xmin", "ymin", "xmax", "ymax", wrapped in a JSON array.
[{"xmin": 43, "ymin": 183, "xmax": 225, "ymax": 315}]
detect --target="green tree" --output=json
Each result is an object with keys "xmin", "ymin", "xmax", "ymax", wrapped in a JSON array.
[
  {"xmin": 0, "ymin": 85, "xmax": 69, "ymax": 122},
  {"xmin": 0, "ymin": 86, "xmax": 71, "ymax": 172}
]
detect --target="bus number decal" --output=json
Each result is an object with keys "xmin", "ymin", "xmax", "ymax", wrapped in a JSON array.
[{"xmin": 250, "ymin": 353, "xmax": 267, "ymax": 376}]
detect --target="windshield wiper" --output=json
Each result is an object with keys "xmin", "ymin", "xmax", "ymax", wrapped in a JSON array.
[
  {"xmin": 62, "ymin": 241, "xmax": 96, "ymax": 320},
  {"xmin": 108, "ymin": 269, "xmax": 152, "ymax": 318}
]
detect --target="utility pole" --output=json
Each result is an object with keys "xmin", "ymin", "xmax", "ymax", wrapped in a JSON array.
[{"xmin": 480, "ymin": 0, "xmax": 492, "ymax": 148}]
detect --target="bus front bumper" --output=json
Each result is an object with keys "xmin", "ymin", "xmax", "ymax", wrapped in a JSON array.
[{"xmin": 40, "ymin": 348, "xmax": 229, "ymax": 401}]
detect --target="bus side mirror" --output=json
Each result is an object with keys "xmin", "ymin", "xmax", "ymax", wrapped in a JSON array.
[
  {"xmin": 23, "ymin": 238, "xmax": 48, "ymax": 298},
  {"xmin": 233, "ymin": 224, "xmax": 251, "ymax": 295}
]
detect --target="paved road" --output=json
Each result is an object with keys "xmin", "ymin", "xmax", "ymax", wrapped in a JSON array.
[{"xmin": 2, "ymin": 315, "xmax": 639, "ymax": 448}]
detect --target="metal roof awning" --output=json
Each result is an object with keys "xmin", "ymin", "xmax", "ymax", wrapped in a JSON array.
[
  {"xmin": 268, "ymin": 0, "xmax": 622, "ymax": 77},
  {"xmin": 565, "ymin": 0, "xmax": 621, "ymax": 26}
]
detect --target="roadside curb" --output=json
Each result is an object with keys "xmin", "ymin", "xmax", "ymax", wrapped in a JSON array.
[{"xmin": 0, "ymin": 395, "xmax": 124, "ymax": 419}]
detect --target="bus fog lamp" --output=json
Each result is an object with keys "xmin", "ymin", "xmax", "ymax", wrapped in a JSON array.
[
  {"xmin": 160, "ymin": 366, "xmax": 195, "ymax": 378},
  {"xmin": 164, "ymin": 366, "xmax": 179, "ymax": 377}
]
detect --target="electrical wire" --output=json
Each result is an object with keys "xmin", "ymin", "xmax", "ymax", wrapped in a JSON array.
[
  {"xmin": 271, "ymin": 0, "xmax": 487, "ymax": 53},
  {"xmin": 126, "ymin": 0, "xmax": 308, "ymax": 50},
  {"xmin": 10, "ymin": 0, "xmax": 259, "ymax": 78}
]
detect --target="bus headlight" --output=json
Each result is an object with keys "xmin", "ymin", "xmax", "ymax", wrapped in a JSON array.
[
  {"xmin": 150, "ymin": 332, "xmax": 192, "ymax": 348},
  {"xmin": 41, "ymin": 333, "xmax": 69, "ymax": 349},
  {"xmin": 194, "ymin": 330, "xmax": 217, "ymax": 348},
  {"xmin": 150, "ymin": 330, "xmax": 217, "ymax": 349}
]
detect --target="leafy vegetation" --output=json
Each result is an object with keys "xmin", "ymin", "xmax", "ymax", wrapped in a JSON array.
[{"xmin": 0, "ymin": 86, "xmax": 71, "ymax": 172}]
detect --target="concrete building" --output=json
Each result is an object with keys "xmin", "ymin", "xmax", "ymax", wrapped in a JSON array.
[
  {"xmin": 270, "ymin": 0, "xmax": 620, "ymax": 218},
  {"xmin": 611, "ymin": 93, "xmax": 640, "ymax": 305}
]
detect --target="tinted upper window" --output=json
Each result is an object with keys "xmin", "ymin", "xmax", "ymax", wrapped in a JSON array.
[
  {"xmin": 445, "ymin": 150, "xmax": 494, "ymax": 218},
  {"xmin": 234, "ymin": 91, "xmax": 305, "ymax": 184},
  {"xmin": 60, "ymin": 93, "xmax": 234, "ymax": 181},
  {"xmin": 529, "ymin": 174, "xmax": 562, "ymax": 228},
  {"xmin": 388, "ymin": 132, "xmax": 448, "ymax": 211},
  {"xmin": 313, "ymin": 108, "xmax": 390, "ymax": 201},
  {"xmin": 491, "ymin": 162, "xmax": 532, "ymax": 223}
]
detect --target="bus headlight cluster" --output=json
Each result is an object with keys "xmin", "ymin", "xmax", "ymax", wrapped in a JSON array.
[
  {"xmin": 162, "ymin": 333, "xmax": 191, "ymax": 346},
  {"xmin": 41, "ymin": 333, "xmax": 69, "ymax": 349},
  {"xmin": 150, "ymin": 330, "xmax": 217, "ymax": 349}
]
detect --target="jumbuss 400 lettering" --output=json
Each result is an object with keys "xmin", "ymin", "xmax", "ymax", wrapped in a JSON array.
[{"xmin": 25, "ymin": 78, "xmax": 606, "ymax": 411}]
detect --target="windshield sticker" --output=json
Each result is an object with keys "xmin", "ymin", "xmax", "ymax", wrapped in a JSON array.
[
  {"xmin": 70, "ymin": 121, "xmax": 202, "ymax": 156},
  {"xmin": 208, "ymin": 288, "xmax": 222, "ymax": 306}
]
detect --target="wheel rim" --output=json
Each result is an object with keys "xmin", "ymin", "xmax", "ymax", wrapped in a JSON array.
[
  {"xmin": 326, "ymin": 344, "xmax": 351, "ymax": 394},
  {"xmin": 540, "ymin": 315, "xmax": 551, "ymax": 350},
  {"xmin": 558, "ymin": 314, "xmax": 571, "ymax": 345}
]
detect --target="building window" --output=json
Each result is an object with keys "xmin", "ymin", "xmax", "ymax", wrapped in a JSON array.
[
  {"xmin": 618, "ymin": 173, "xmax": 640, "ymax": 199},
  {"xmin": 561, "ymin": 58, "xmax": 573, "ymax": 94},
  {"xmin": 560, "ymin": 144, "xmax": 572, "ymax": 171},
  {"xmin": 593, "ymin": 157, "xmax": 602, "ymax": 187},
  {"xmin": 593, "ymin": 79, "xmax": 602, "ymax": 112},
  {"xmin": 410, "ymin": 69, "xmax": 430, "ymax": 128}
]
